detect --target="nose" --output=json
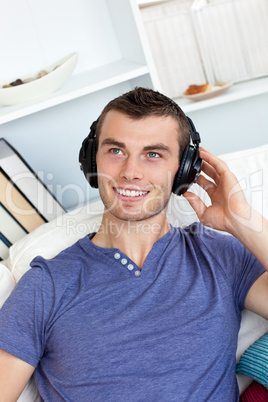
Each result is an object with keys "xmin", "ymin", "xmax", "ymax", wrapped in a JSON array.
[{"xmin": 119, "ymin": 156, "xmax": 144, "ymax": 182}]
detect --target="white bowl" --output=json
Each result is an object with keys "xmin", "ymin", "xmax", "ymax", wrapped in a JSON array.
[{"xmin": 0, "ymin": 52, "xmax": 78, "ymax": 106}]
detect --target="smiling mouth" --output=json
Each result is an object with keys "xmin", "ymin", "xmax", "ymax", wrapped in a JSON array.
[{"xmin": 114, "ymin": 188, "xmax": 149, "ymax": 198}]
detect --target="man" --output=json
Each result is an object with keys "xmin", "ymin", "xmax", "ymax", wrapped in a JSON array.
[{"xmin": 0, "ymin": 87, "xmax": 267, "ymax": 401}]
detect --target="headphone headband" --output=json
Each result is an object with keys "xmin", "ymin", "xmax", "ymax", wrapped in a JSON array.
[{"xmin": 187, "ymin": 117, "xmax": 200, "ymax": 144}]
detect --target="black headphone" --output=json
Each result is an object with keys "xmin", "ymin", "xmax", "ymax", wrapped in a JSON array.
[{"xmin": 79, "ymin": 116, "xmax": 202, "ymax": 196}]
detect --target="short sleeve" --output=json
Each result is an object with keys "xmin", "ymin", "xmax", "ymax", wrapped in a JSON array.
[
  {"xmin": 231, "ymin": 238, "xmax": 265, "ymax": 310},
  {"xmin": 0, "ymin": 264, "xmax": 54, "ymax": 367}
]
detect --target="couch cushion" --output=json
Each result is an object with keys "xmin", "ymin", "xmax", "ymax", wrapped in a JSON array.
[
  {"xmin": 5, "ymin": 200, "xmax": 104, "ymax": 283},
  {"xmin": 240, "ymin": 380, "xmax": 268, "ymax": 401},
  {"xmin": 237, "ymin": 332, "xmax": 268, "ymax": 388},
  {"xmin": 0, "ymin": 263, "xmax": 15, "ymax": 307}
]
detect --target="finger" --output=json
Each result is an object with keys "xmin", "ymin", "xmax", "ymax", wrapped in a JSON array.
[
  {"xmin": 201, "ymin": 160, "xmax": 220, "ymax": 185},
  {"xmin": 200, "ymin": 148, "xmax": 229, "ymax": 176},
  {"xmin": 196, "ymin": 174, "xmax": 217, "ymax": 198},
  {"xmin": 183, "ymin": 191, "xmax": 207, "ymax": 220}
]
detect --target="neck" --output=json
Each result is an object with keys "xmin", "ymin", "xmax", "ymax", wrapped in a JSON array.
[{"xmin": 91, "ymin": 209, "xmax": 171, "ymax": 268}]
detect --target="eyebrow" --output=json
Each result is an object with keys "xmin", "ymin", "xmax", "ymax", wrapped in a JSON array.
[
  {"xmin": 100, "ymin": 138, "xmax": 172, "ymax": 154},
  {"xmin": 100, "ymin": 138, "xmax": 125, "ymax": 149},
  {"xmin": 143, "ymin": 144, "xmax": 172, "ymax": 154}
]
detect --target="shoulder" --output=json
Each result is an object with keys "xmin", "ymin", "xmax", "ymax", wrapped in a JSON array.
[
  {"xmin": 173, "ymin": 222, "xmax": 248, "ymax": 262},
  {"xmin": 175, "ymin": 222, "xmax": 235, "ymax": 245},
  {"xmin": 174, "ymin": 223, "xmax": 264, "ymax": 279},
  {"xmin": 8, "ymin": 235, "xmax": 95, "ymax": 311},
  {"xmin": 27, "ymin": 234, "xmax": 93, "ymax": 288}
]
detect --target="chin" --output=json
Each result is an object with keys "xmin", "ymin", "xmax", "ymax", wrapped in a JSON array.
[{"xmin": 105, "ymin": 199, "xmax": 169, "ymax": 223}]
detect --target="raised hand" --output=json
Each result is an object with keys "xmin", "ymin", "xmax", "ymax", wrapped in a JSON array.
[{"xmin": 183, "ymin": 148, "xmax": 251, "ymax": 235}]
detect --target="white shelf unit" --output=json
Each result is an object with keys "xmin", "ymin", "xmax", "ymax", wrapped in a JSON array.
[
  {"xmin": 0, "ymin": 0, "xmax": 161, "ymax": 125},
  {"xmin": 0, "ymin": 60, "xmax": 151, "ymax": 125},
  {"xmin": 1, "ymin": 0, "xmax": 267, "ymax": 125}
]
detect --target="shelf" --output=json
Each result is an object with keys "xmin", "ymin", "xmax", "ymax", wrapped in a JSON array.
[
  {"xmin": 137, "ymin": 0, "xmax": 164, "ymax": 5},
  {"xmin": 0, "ymin": 59, "xmax": 149, "ymax": 125},
  {"xmin": 1, "ymin": 64, "xmax": 267, "ymax": 127},
  {"xmin": 175, "ymin": 76, "xmax": 268, "ymax": 113}
]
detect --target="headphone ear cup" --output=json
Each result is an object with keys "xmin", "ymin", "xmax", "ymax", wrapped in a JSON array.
[
  {"xmin": 79, "ymin": 119, "xmax": 99, "ymax": 189},
  {"xmin": 172, "ymin": 146, "xmax": 191, "ymax": 195},
  {"xmin": 172, "ymin": 145, "xmax": 189, "ymax": 195},
  {"xmin": 79, "ymin": 134, "xmax": 98, "ymax": 188},
  {"xmin": 87, "ymin": 138, "xmax": 98, "ymax": 188},
  {"xmin": 173, "ymin": 115, "xmax": 202, "ymax": 195}
]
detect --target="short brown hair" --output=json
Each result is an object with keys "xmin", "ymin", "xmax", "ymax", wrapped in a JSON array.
[{"xmin": 96, "ymin": 87, "xmax": 190, "ymax": 160}]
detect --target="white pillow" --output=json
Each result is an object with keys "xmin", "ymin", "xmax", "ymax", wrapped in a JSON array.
[
  {"xmin": 0, "ymin": 263, "xmax": 15, "ymax": 308},
  {"xmin": 5, "ymin": 200, "xmax": 104, "ymax": 283},
  {"xmin": 17, "ymin": 377, "xmax": 40, "ymax": 402}
]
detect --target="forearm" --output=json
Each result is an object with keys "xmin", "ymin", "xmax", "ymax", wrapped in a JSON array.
[{"xmin": 0, "ymin": 349, "xmax": 35, "ymax": 402}]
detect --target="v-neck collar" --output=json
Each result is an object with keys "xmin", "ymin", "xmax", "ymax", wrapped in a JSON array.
[{"xmin": 79, "ymin": 226, "xmax": 176, "ymax": 279}]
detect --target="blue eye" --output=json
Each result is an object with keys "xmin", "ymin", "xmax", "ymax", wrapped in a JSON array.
[
  {"xmin": 148, "ymin": 152, "xmax": 160, "ymax": 158},
  {"xmin": 111, "ymin": 148, "xmax": 122, "ymax": 154}
]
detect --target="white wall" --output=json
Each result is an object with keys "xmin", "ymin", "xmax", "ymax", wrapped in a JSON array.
[{"xmin": 187, "ymin": 93, "xmax": 268, "ymax": 156}]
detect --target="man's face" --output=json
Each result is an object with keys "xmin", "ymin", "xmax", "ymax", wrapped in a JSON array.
[{"xmin": 96, "ymin": 110, "xmax": 180, "ymax": 222}]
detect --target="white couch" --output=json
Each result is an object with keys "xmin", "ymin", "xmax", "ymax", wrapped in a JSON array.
[{"xmin": 1, "ymin": 144, "xmax": 268, "ymax": 400}]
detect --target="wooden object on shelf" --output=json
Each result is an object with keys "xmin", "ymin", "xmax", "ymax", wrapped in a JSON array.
[
  {"xmin": 0, "ymin": 204, "xmax": 27, "ymax": 261},
  {"xmin": 0, "ymin": 139, "xmax": 66, "ymax": 221},
  {"xmin": 0, "ymin": 169, "xmax": 46, "ymax": 229}
]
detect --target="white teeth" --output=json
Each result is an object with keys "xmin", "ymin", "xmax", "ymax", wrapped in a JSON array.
[{"xmin": 116, "ymin": 188, "xmax": 148, "ymax": 197}]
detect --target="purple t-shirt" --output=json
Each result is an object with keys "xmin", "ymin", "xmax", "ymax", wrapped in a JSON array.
[{"xmin": 0, "ymin": 223, "xmax": 265, "ymax": 401}]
